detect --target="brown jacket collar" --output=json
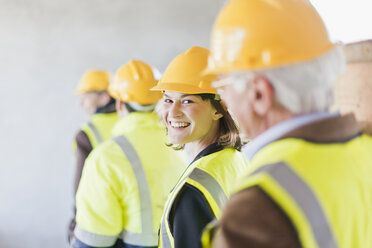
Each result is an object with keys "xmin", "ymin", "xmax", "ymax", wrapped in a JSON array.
[{"xmin": 280, "ymin": 113, "xmax": 361, "ymax": 143}]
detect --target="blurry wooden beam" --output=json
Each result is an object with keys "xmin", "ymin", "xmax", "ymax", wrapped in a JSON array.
[{"xmin": 334, "ymin": 40, "xmax": 372, "ymax": 134}]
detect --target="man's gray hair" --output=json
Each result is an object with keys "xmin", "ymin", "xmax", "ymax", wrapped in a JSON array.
[{"xmin": 260, "ymin": 46, "xmax": 345, "ymax": 113}]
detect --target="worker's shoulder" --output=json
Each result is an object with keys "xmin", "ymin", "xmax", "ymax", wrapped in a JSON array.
[
  {"xmin": 75, "ymin": 129, "xmax": 90, "ymax": 142},
  {"xmin": 195, "ymin": 148, "xmax": 248, "ymax": 182},
  {"xmin": 85, "ymin": 137, "xmax": 131, "ymax": 167},
  {"xmin": 360, "ymin": 132, "xmax": 372, "ymax": 143},
  {"xmin": 199, "ymin": 148, "xmax": 247, "ymax": 168}
]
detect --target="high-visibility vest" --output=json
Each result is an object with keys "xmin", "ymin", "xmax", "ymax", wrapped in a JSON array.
[
  {"xmin": 159, "ymin": 148, "xmax": 248, "ymax": 248},
  {"xmin": 75, "ymin": 112, "xmax": 187, "ymax": 247},
  {"xmin": 234, "ymin": 134, "xmax": 372, "ymax": 248},
  {"xmin": 81, "ymin": 112, "xmax": 119, "ymax": 148}
]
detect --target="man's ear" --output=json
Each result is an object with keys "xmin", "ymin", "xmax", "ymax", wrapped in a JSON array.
[
  {"xmin": 116, "ymin": 100, "xmax": 129, "ymax": 117},
  {"xmin": 250, "ymin": 76, "xmax": 274, "ymax": 116},
  {"xmin": 115, "ymin": 99, "xmax": 124, "ymax": 112}
]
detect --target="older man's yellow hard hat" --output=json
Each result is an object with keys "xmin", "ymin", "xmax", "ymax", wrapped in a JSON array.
[{"xmin": 205, "ymin": 0, "xmax": 336, "ymax": 74}]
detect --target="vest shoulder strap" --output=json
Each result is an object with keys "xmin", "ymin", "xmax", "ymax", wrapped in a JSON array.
[
  {"xmin": 188, "ymin": 168, "xmax": 228, "ymax": 212},
  {"xmin": 250, "ymin": 162, "xmax": 338, "ymax": 248},
  {"xmin": 112, "ymin": 135, "xmax": 157, "ymax": 246},
  {"xmin": 87, "ymin": 122, "xmax": 103, "ymax": 144}
]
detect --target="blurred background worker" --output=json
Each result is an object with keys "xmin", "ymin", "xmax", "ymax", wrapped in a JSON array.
[
  {"xmin": 69, "ymin": 70, "xmax": 119, "ymax": 242},
  {"xmin": 71, "ymin": 60, "xmax": 187, "ymax": 248},
  {"xmin": 335, "ymin": 40, "xmax": 372, "ymax": 134},
  {"xmin": 202, "ymin": 0, "xmax": 372, "ymax": 247},
  {"xmin": 152, "ymin": 47, "xmax": 248, "ymax": 248}
]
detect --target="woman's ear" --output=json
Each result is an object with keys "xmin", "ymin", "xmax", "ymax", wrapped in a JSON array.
[{"xmin": 212, "ymin": 110, "xmax": 223, "ymax": 120}]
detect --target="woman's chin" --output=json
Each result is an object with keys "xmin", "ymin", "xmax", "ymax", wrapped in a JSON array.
[{"xmin": 168, "ymin": 136, "xmax": 186, "ymax": 145}]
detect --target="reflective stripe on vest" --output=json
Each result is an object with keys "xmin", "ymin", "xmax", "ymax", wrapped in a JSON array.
[
  {"xmin": 160, "ymin": 167, "xmax": 228, "ymax": 248},
  {"xmin": 160, "ymin": 185, "xmax": 178, "ymax": 248},
  {"xmin": 251, "ymin": 162, "xmax": 338, "ymax": 248},
  {"xmin": 87, "ymin": 122, "xmax": 103, "ymax": 144},
  {"xmin": 74, "ymin": 225, "xmax": 117, "ymax": 247},
  {"xmin": 75, "ymin": 135, "xmax": 157, "ymax": 247},
  {"xmin": 112, "ymin": 135, "xmax": 157, "ymax": 246},
  {"xmin": 189, "ymin": 168, "xmax": 228, "ymax": 210}
]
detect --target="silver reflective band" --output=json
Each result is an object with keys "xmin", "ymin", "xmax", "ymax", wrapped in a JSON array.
[
  {"xmin": 120, "ymin": 229, "xmax": 158, "ymax": 247},
  {"xmin": 160, "ymin": 169, "xmax": 191, "ymax": 248},
  {"xmin": 160, "ymin": 210, "xmax": 172, "ymax": 248},
  {"xmin": 160, "ymin": 181, "xmax": 183, "ymax": 248},
  {"xmin": 189, "ymin": 168, "xmax": 228, "ymax": 211},
  {"xmin": 74, "ymin": 225, "xmax": 117, "ymax": 247},
  {"xmin": 160, "ymin": 167, "xmax": 228, "ymax": 248},
  {"xmin": 113, "ymin": 135, "xmax": 156, "ymax": 246},
  {"xmin": 251, "ymin": 162, "xmax": 339, "ymax": 248},
  {"xmin": 87, "ymin": 122, "xmax": 103, "ymax": 144}
]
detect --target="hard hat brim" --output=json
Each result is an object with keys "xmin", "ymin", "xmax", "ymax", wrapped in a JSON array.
[
  {"xmin": 203, "ymin": 43, "xmax": 338, "ymax": 76},
  {"xmin": 151, "ymin": 82, "xmax": 217, "ymax": 95}
]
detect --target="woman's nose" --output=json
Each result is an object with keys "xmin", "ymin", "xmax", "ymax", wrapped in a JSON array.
[{"xmin": 169, "ymin": 102, "xmax": 182, "ymax": 118}]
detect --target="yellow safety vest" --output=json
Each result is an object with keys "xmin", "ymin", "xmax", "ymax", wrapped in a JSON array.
[
  {"xmin": 234, "ymin": 134, "xmax": 372, "ymax": 248},
  {"xmin": 159, "ymin": 148, "xmax": 248, "ymax": 248},
  {"xmin": 75, "ymin": 112, "xmax": 187, "ymax": 247},
  {"xmin": 81, "ymin": 112, "xmax": 119, "ymax": 148}
]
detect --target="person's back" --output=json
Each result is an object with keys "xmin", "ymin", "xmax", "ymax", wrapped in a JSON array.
[
  {"xmin": 73, "ymin": 70, "xmax": 119, "ymax": 188},
  {"xmin": 75, "ymin": 109, "xmax": 118, "ymax": 191},
  {"xmin": 239, "ymin": 114, "xmax": 372, "ymax": 248},
  {"xmin": 71, "ymin": 60, "xmax": 187, "ymax": 248},
  {"xmin": 111, "ymin": 111, "xmax": 187, "ymax": 243},
  {"xmin": 80, "ymin": 111, "xmax": 118, "ymax": 148},
  {"xmin": 69, "ymin": 70, "xmax": 119, "ymax": 241},
  {"xmin": 201, "ymin": 0, "xmax": 372, "ymax": 247},
  {"xmin": 75, "ymin": 112, "xmax": 187, "ymax": 248}
]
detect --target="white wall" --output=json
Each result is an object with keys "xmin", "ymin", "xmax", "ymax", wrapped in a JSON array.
[
  {"xmin": 311, "ymin": 0, "xmax": 372, "ymax": 43},
  {"xmin": 0, "ymin": 0, "xmax": 225, "ymax": 247}
]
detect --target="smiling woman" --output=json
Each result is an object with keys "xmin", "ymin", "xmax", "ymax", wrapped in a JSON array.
[
  {"xmin": 161, "ymin": 92, "xmax": 241, "ymax": 155},
  {"xmin": 151, "ymin": 46, "xmax": 248, "ymax": 248},
  {"xmin": 162, "ymin": 92, "xmax": 220, "ymax": 152}
]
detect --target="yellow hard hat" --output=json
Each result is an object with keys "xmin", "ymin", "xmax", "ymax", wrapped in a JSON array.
[
  {"xmin": 109, "ymin": 60, "xmax": 162, "ymax": 104},
  {"xmin": 205, "ymin": 0, "xmax": 336, "ymax": 74},
  {"xmin": 75, "ymin": 70, "xmax": 110, "ymax": 94},
  {"xmin": 151, "ymin": 46, "xmax": 218, "ymax": 94}
]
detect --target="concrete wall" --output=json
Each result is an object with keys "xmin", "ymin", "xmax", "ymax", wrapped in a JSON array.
[{"xmin": 0, "ymin": 0, "xmax": 225, "ymax": 247}]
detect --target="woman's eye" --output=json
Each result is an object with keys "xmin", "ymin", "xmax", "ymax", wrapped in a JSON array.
[
  {"xmin": 164, "ymin": 98, "xmax": 172, "ymax": 103},
  {"xmin": 182, "ymin": 99, "xmax": 193, "ymax": 104}
]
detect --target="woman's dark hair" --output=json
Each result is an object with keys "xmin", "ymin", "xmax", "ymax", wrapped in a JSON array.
[
  {"xmin": 200, "ymin": 94, "xmax": 242, "ymax": 151},
  {"xmin": 167, "ymin": 93, "xmax": 242, "ymax": 151}
]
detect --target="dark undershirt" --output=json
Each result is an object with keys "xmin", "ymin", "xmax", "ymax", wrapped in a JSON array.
[
  {"xmin": 169, "ymin": 143, "xmax": 223, "ymax": 248},
  {"xmin": 74, "ymin": 131, "xmax": 92, "ymax": 194}
]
